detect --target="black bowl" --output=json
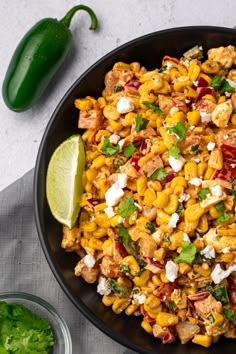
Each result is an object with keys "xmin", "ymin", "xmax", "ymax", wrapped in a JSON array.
[{"xmin": 34, "ymin": 26, "xmax": 236, "ymax": 354}]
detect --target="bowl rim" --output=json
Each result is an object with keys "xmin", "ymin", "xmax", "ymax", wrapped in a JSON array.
[
  {"xmin": 0, "ymin": 291, "xmax": 72, "ymax": 353},
  {"xmin": 34, "ymin": 25, "xmax": 236, "ymax": 354}
]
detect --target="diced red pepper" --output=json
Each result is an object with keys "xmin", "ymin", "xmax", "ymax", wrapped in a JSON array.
[
  {"xmin": 188, "ymin": 291, "xmax": 210, "ymax": 301},
  {"xmin": 115, "ymin": 241, "xmax": 129, "ymax": 258},
  {"xmin": 163, "ymin": 56, "xmax": 179, "ymax": 65},
  {"xmin": 214, "ymin": 144, "xmax": 236, "ymax": 185},
  {"xmin": 129, "ymin": 152, "xmax": 142, "ymax": 171},
  {"xmin": 140, "ymin": 305, "xmax": 156, "ymax": 324},
  {"xmin": 125, "ymin": 79, "xmax": 141, "ymax": 90},
  {"xmin": 227, "ymin": 276, "xmax": 236, "ymax": 304},
  {"xmin": 221, "ymin": 144, "xmax": 236, "ymax": 159},
  {"xmin": 153, "ymin": 283, "xmax": 179, "ymax": 303}
]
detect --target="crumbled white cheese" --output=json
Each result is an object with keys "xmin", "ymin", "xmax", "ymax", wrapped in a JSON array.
[
  {"xmin": 211, "ymin": 264, "xmax": 236, "ymax": 284},
  {"xmin": 200, "ymin": 111, "xmax": 211, "ymax": 123},
  {"xmin": 134, "ymin": 202, "xmax": 142, "ymax": 210},
  {"xmin": 118, "ymin": 216, "xmax": 125, "ymax": 224},
  {"xmin": 104, "ymin": 206, "xmax": 116, "ymax": 219},
  {"xmin": 152, "ymin": 229, "xmax": 162, "ymax": 245},
  {"xmin": 169, "ymin": 155, "xmax": 186, "ymax": 172},
  {"xmin": 116, "ymin": 173, "xmax": 128, "ymax": 189},
  {"xmin": 190, "ymin": 125, "xmax": 195, "ymax": 130},
  {"xmin": 117, "ymin": 97, "xmax": 135, "ymax": 114},
  {"xmin": 109, "ymin": 134, "xmax": 120, "ymax": 144},
  {"xmin": 225, "ymin": 91, "xmax": 232, "ymax": 98},
  {"xmin": 84, "ymin": 254, "xmax": 96, "ymax": 268},
  {"xmin": 178, "ymin": 194, "xmax": 190, "ymax": 202},
  {"xmin": 185, "ymin": 99, "xmax": 191, "ymax": 104},
  {"xmin": 200, "ymin": 246, "xmax": 215, "ymax": 259},
  {"xmin": 118, "ymin": 139, "xmax": 125, "ymax": 150},
  {"xmin": 166, "ymin": 61, "xmax": 174, "ymax": 70},
  {"xmin": 97, "ymin": 276, "xmax": 111, "ymax": 295},
  {"xmin": 192, "ymin": 80, "xmax": 198, "ymax": 87},
  {"xmin": 222, "ymin": 247, "xmax": 231, "ymax": 254},
  {"xmin": 226, "ymin": 79, "xmax": 236, "ymax": 89},
  {"xmin": 191, "ymin": 158, "xmax": 200, "ymax": 163},
  {"xmin": 133, "ymin": 310, "xmax": 141, "ymax": 316},
  {"xmin": 230, "ymin": 163, "xmax": 236, "ymax": 168},
  {"xmin": 168, "ymin": 213, "xmax": 180, "ymax": 228},
  {"xmin": 169, "ymin": 107, "xmax": 179, "ymax": 116},
  {"xmin": 165, "ymin": 260, "xmax": 179, "ymax": 282},
  {"xmin": 224, "ymin": 134, "xmax": 229, "ymax": 139},
  {"xmin": 183, "ymin": 233, "xmax": 190, "ymax": 242},
  {"xmin": 207, "ymin": 142, "xmax": 215, "ymax": 151},
  {"xmin": 189, "ymin": 177, "xmax": 202, "ymax": 186},
  {"xmin": 105, "ymin": 184, "xmax": 124, "ymax": 207},
  {"xmin": 211, "ymin": 185, "xmax": 222, "ymax": 197},
  {"xmin": 133, "ymin": 293, "xmax": 146, "ymax": 304}
]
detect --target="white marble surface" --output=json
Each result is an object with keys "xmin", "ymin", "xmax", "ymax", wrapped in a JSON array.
[{"xmin": 1, "ymin": 0, "xmax": 236, "ymax": 191}]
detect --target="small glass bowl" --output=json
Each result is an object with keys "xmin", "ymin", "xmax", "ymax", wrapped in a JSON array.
[{"xmin": 0, "ymin": 292, "xmax": 72, "ymax": 354}]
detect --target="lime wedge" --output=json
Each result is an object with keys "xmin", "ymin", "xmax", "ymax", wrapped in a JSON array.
[{"xmin": 46, "ymin": 134, "xmax": 85, "ymax": 229}]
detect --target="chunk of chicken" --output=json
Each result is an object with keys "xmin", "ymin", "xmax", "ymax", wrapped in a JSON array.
[
  {"xmin": 203, "ymin": 226, "xmax": 236, "ymax": 253},
  {"xmin": 208, "ymin": 45, "xmax": 236, "ymax": 69},
  {"xmin": 199, "ymin": 180, "xmax": 227, "ymax": 208},
  {"xmin": 74, "ymin": 258, "xmax": 99, "ymax": 283},
  {"xmin": 176, "ymin": 322, "xmax": 200, "ymax": 344},
  {"xmin": 216, "ymin": 129, "xmax": 236, "ymax": 147},
  {"xmin": 104, "ymin": 66, "xmax": 134, "ymax": 95},
  {"xmin": 61, "ymin": 225, "xmax": 81, "ymax": 253},
  {"xmin": 100, "ymin": 256, "xmax": 121, "ymax": 278},
  {"xmin": 194, "ymin": 294, "xmax": 222, "ymax": 319},
  {"xmin": 78, "ymin": 109, "xmax": 103, "ymax": 129},
  {"xmin": 139, "ymin": 154, "xmax": 164, "ymax": 177},
  {"xmin": 211, "ymin": 100, "xmax": 233, "ymax": 128},
  {"xmin": 158, "ymin": 94, "xmax": 187, "ymax": 115},
  {"xmin": 195, "ymin": 98, "xmax": 216, "ymax": 114},
  {"xmin": 138, "ymin": 235, "xmax": 157, "ymax": 257}
]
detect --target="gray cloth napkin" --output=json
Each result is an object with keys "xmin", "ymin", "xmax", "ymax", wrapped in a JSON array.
[{"xmin": 0, "ymin": 169, "xmax": 136, "ymax": 354}]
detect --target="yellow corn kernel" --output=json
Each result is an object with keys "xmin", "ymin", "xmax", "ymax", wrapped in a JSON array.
[
  {"xmin": 95, "ymin": 130, "xmax": 110, "ymax": 143},
  {"xmin": 217, "ymin": 253, "xmax": 234, "ymax": 262},
  {"xmin": 170, "ymin": 111, "xmax": 186, "ymax": 122},
  {"xmin": 144, "ymin": 302, "xmax": 162, "ymax": 315},
  {"xmin": 159, "ymin": 127, "xmax": 174, "ymax": 149},
  {"xmin": 173, "ymin": 185, "xmax": 185, "ymax": 196},
  {"xmin": 167, "ymin": 231, "xmax": 184, "ymax": 250},
  {"xmin": 94, "ymin": 229, "xmax": 107, "ymax": 239},
  {"xmin": 152, "ymin": 275, "xmax": 162, "ymax": 287},
  {"xmin": 85, "ymin": 167, "xmax": 97, "ymax": 182},
  {"xmin": 184, "ymin": 86, "xmax": 197, "ymax": 98},
  {"xmin": 156, "ymin": 80, "xmax": 170, "ymax": 94},
  {"xmin": 156, "ymin": 210, "xmax": 171, "ymax": 226},
  {"xmin": 208, "ymin": 148, "xmax": 223, "ymax": 170},
  {"xmin": 185, "ymin": 203, "xmax": 205, "ymax": 222},
  {"xmin": 92, "ymin": 155, "xmax": 106, "ymax": 169},
  {"xmin": 193, "ymin": 265, "xmax": 211, "ymax": 277},
  {"xmin": 127, "ymin": 179, "xmax": 137, "ymax": 192},
  {"xmin": 218, "ymin": 95, "xmax": 226, "ymax": 104},
  {"xmin": 204, "ymin": 166, "xmax": 215, "ymax": 180},
  {"xmin": 137, "ymin": 176, "xmax": 147, "ymax": 196},
  {"xmin": 187, "ymin": 110, "xmax": 201, "ymax": 126},
  {"xmin": 125, "ymin": 304, "xmax": 139, "ymax": 316},
  {"xmin": 97, "ymin": 177, "xmax": 108, "ymax": 199},
  {"xmin": 164, "ymin": 194, "xmax": 179, "ymax": 214},
  {"xmin": 102, "ymin": 239, "xmax": 113, "ymax": 256},
  {"xmin": 192, "ymin": 334, "xmax": 212, "ymax": 348},
  {"xmin": 202, "ymin": 60, "xmax": 220, "ymax": 74},
  {"xmin": 199, "ymin": 73, "xmax": 212, "ymax": 84},
  {"xmin": 231, "ymin": 113, "xmax": 236, "ymax": 125},
  {"xmin": 184, "ymin": 162, "xmax": 198, "ymax": 181},
  {"xmin": 80, "ymin": 221, "xmax": 97, "ymax": 233},
  {"xmin": 130, "ymin": 61, "xmax": 140, "ymax": 72},
  {"xmin": 171, "ymin": 176, "xmax": 187, "ymax": 189},
  {"xmin": 124, "ymin": 112, "xmax": 136, "ymax": 126},
  {"xmin": 108, "ymin": 119, "xmax": 123, "ymax": 131},
  {"xmin": 75, "ymin": 98, "xmax": 93, "ymax": 110},
  {"xmin": 151, "ymin": 141, "xmax": 168, "ymax": 154},
  {"xmin": 141, "ymin": 320, "xmax": 153, "ymax": 334},
  {"xmin": 120, "ymin": 256, "xmax": 140, "ymax": 276},
  {"xmin": 197, "ymin": 214, "xmax": 209, "ymax": 233},
  {"xmin": 112, "ymin": 298, "xmax": 130, "ymax": 314},
  {"xmin": 145, "ymin": 295, "xmax": 161, "ymax": 309},
  {"xmin": 128, "ymin": 210, "xmax": 138, "ymax": 225},
  {"xmin": 153, "ymin": 248, "xmax": 166, "ymax": 262},
  {"xmin": 202, "ymin": 94, "xmax": 216, "ymax": 103},
  {"xmin": 82, "ymin": 231, "xmax": 92, "ymax": 239},
  {"xmin": 185, "ymin": 286, "xmax": 197, "ymax": 295},
  {"xmin": 179, "ymin": 262, "xmax": 192, "ymax": 274},
  {"xmin": 154, "ymin": 192, "xmax": 169, "ymax": 209},
  {"xmin": 110, "ymin": 215, "xmax": 121, "ymax": 227},
  {"xmin": 117, "ymin": 276, "xmax": 132, "ymax": 288},
  {"xmin": 143, "ymin": 189, "xmax": 156, "ymax": 208},
  {"xmin": 197, "ymin": 162, "xmax": 207, "ymax": 178},
  {"xmin": 147, "ymin": 180, "xmax": 162, "ymax": 192},
  {"xmin": 160, "ymin": 272, "xmax": 169, "ymax": 284},
  {"xmin": 138, "ymin": 153, "xmax": 154, "ymax": 167},
  {"xmin": 97, "ymin": 96, "xmax": 106, "ymax": 108},
  {"xmin": 188, "ymin": 63, "xmax": 201, "ymax": 81},
  {"xmin": 103, "ymin": 105, "xmax": 120, "ymax": 120},
  {"xmin": 173, "ymin": 78, "xmax": 192, "ymax": 92},
  {"xmin": 102, "ymin": 294, "xmax": 117, "ymax": 307},
  {"xmin": 156, "ymin": 312, "xmax": 179, "ymax": 327},
  {"xmin": 114, "ymin": 61, "xmax": 131, "ymax": 70},
  {"xmin": 133, "ymin": 270, "xmax": 151, "ymax": 287},
  {"xmin": 95, "ymin": 213, "xmax": 111, "ymax": 228},
  {"xmin": 86, "ymin": 150, "xmax": 101, "ymax": 163},
  {"xmin": 136, "ymin": 216, "xmax": 150, "ymax": 230},
  {"xmin": 84, "ymin": 182, "xmax": 94, "ymax": 194},
  {"xmin": 88, "ymin": 238, "xmax": 103, "ymax": 250},
  {"xmin": 94, "ymin": 203, "xmax": 107, "ymax": 212}
]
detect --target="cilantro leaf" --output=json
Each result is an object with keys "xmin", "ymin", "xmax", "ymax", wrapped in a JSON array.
[
  {"xmin": 167, "ymin": 122, "xmax": 187, "ymax": 142},
  {"xmin": 210, "ymin": 75, "xmax": 222, "ymax": 90},
  {"xmin": 223, "ymin": 308, "xmax": 236, "ymax": 321},
  {"xmin": 207, "ymin": 314, "xmax": 215, "ymax": 324},
  {"xmin": 123, "ymin": 143, "xmax": 136, "ymax": 157},
  {"xmin": 116, "ymin": 226, "xmax": 129, "ymax": 246},
  {"xmin": 114, "ymin": 85, "xmax": 123, "ymax": 93},
  {"xmin": 150, "ymin": 167, "xmax": 168, "ymax": 181},
  {"xmin": 198, "ymin": 188, "xmax": 210, "ymax": 201},
  {"xmin": 158, "ymin": 65, "xmax": 168, "ymax": 73},
  {"xmin": 168, "ymin": 145, "xmax": 180, "ymax": 159},
  {"xmin": 191, "ymin": 144, "xmax": 200, "ymax": 153},
  {"xmin": 146, "ymin": 222, "xmax": 155, "ymax": 234},
  {"xmin": 164, "ymin": 233, "xmax": 171, "ymax": 246},
  {"xmin": 119, "ymin": 264, "xmax": 131, "ymax": 274},
  {"xmin": 101, "ymin": 136, "xmax": 120, "ymax": 157},
  {"xmin": 210, "ymin": 75, "xmax": 235, "ymax": 93},
  {"xmin": 176, "ymin": 203, "xmax": 183, "ymax": 215},
  {"xmin": 174, "ymin": 241, "xmax": 198, "ymax": 264},
  {"xmin": 213, "ymin": 286, "xmax": 229, "ymax": 305},
  {"xmin": 135, "ymin": 114, "xmax": 149, "ymax": 132},
  {"xmin": 215, "ymin": 201, "xmax": 224, "ymax": 214},
  {"xmin": 168, "ymin": 300, "xmax": 175, "ymax": 310},
  {"xmin": 142, "ymin": 101, "xmax": 163, "ymax": 115},
  {"xmin": 108, "ymin": 279, "xmax": 130, "ymax": 298},
  {"xmin": 216, "ymin": 212, "xmax": 230, "ymax": 224},
  {"xmin": 118, "ymin": 196, "xmax": 137, "ymax": 217}
]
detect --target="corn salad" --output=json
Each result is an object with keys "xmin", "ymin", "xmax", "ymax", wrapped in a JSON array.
[{"xmin": 62, "ymin": 44, "xmax": 236, "ymax": 347}]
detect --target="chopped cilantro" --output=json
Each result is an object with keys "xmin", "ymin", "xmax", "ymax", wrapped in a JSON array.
[
  {"xmin": 213, "ymin": 286, "xmax": 229, "ymax": 305},
  {"xmin": 142, "ymin": 101, "xmax": 163, "ymax": 115},
  {"xmin": 108, "ymin": 279, "xmax": 130, "ymax": 298},
  {"xmin": 132, "ymin": 289, "xmax": 139, "ymax": 295},
  {"xmin": 210, "ymin": 75, "xmax": 222, "ymax": 90},
  {"xmin": 232, "ymin": 178, "xmax": 236, "ymax": 196},
  {"xmin": 176, "ymin": 203, "xmax": 183, "ymax": 215},
  {"xmin": 114, "ymin": 85, "xmax": 122, "ymax": 93},
  {"xmin": 215, "ymin": 201, "xmax": 224, "ymax": 214},
  {"xmin": 158, "ymin": 65, "xmax": 168, "ymax": 73},
  {"xmin": 119, "ymin": 264, "xmax": 131, "ymax": 274},
  {"xmin": 116, "ymin": 226, "xmax": 129, "ymax": 246},
  {"xmin": 191, "ymin": 144, "xmax": 200, "ymax": 153},
  {"xmin": 135, "ymin": 114, "xmax": 149, "ymax": 132},
  {"xmin": 146, "ymin": 222, "xmax": 155, "ymax": 234},
  {"xmin": 174, "ymin": 241, "xmax": 198, "ymax": 264},
  {"xmin": 123, "ymin": 143, "xmax": 136, "ymax": 157},
  {"xmin": 205, "ymin": 283, "xmax": 214, "ymax": 292},
  {"xmin": 220, "ymin": 80, "xmax": 235, "ymax": 93},
  {"xmin": 207, "ymin": 314, "xmax": 215, "ymax": 324},
  {"xmin": 101, "ymin": 136, "xmax": 120, "ymax": 157},
  {"xmin": 210, "ymin": 75, "xmax": 235, "ymax": 93},
  {"xmin": 215, "ymin": 201, "xmax": 230, "ymax": 224},
  {"xmin": 136, "ymin": 255, "xmax": 147, "ymax": 268},
  {"xmin": 223, "ymin": 308, "xmax": 236, "ymax": 321},
  {"xmin": 168, "ymin": 145, "xmax": 180, "ymax": 159},
  {"xmin": 118, "ymin": 196, "xmax": 137, "ymax": 217},
  {"xmin": 198, "ymin": 188, "xmax": 210, "ymax": 201},
  {"xmin": 150, "ymin": 167, "xmax": 168, "ymax": 181},
  {"xmin": 164, "ymin": 233, "xmax": 171, "ymax": 246},
  {"xmin": 112, "ymin": 156, "xmax": 125, "ymax": 169},
  {"xmin": 168, "ymin": 300, "xmax": 175, "ymax": 310},
  {"xmin": 167, "ymin": 122, "xmax": 187, "ymax": 142}
]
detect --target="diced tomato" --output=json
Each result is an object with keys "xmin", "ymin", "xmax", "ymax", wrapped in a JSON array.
[
  {"xmin": 143, "ymin": 256, "xmax": 165, "ymax": 269},
  {"xmin": 221, "ymin": 144, "xmax": 236, "ymax": 159},
  {"xmin": 129, "ymin": 152, "xmax": 142, "ymax": 171},
  {"xmin": 115, "ymin": 241, "xmax": 129, "ymax": 258},
  {"xmin": 227, "ymin": 276, "xmax": 236, "ymax": 304},
  {"xmin": 214, "ymin": 144, "xmax": 236, "ymax": 185},
  {"xmin": 153, "ymin": 283, "xmax": 179, "ymax": 303},
  {"xmin": 140, "ymin": 305, "xmax": 156, "ymax": 324}
]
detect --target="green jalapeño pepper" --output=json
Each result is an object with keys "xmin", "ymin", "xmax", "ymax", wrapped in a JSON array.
[{"xmin": 2, "ymin": 5, "xmax": 98, "ymax": 112}]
